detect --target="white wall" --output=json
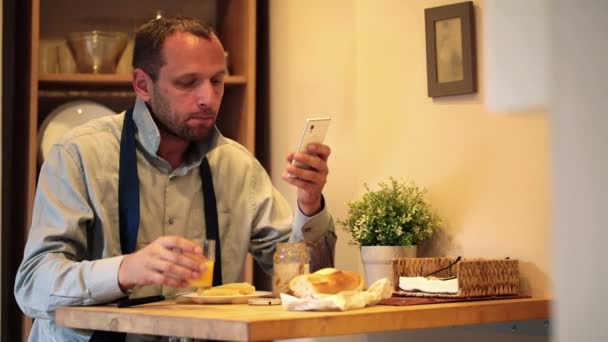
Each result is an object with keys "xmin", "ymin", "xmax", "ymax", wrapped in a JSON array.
[
  {"xmin": 552, "ymin": 1, "xmax": 608, "ymax": 341},
  {"xmin": 269, "ymin": 0, "xmax": 550, "ymax": 341}
]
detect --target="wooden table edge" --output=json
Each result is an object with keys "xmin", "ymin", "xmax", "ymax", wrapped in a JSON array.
[{"xmin": 56, "ymin": 297, "xmax": 552, "ymax": 341}]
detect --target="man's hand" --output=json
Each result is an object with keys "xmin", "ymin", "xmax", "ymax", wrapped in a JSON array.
[
  {"xmin": 282, "ymin": 143, "xmax": 331, "ymax": 216},
  {"xmin": 117, "ymin": 236, "xmax": 207, "ymax": 291}
]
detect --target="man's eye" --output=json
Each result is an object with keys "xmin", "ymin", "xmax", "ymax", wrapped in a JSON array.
[
  {"xmin": 211, "ymin": 78, "xmax": 224, "ymax": 86},
  {"xmin": 176, "ymin": 79, "xmax": 196, "ymax": 88}
]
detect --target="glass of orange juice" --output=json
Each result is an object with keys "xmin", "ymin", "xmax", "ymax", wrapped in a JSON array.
[{"xmin": 189, "ymin": 239, "xmax": 215, "ymax": 288}]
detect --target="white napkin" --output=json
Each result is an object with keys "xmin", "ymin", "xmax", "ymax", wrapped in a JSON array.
[
  {"xmin": 398, "ymin": 276, "xmax": 458, "ymax": 294},
  {"xmin": 280, "ymin": 278, "xmax": 393, "ymax": 311}
]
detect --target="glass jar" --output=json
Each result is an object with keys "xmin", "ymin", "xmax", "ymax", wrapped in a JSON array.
[{"xmin": 272, "ymin": 242, "xmax": 310, "ymax": 297}]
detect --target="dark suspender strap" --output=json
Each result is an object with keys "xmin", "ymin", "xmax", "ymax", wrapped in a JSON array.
[
  {"xmin": 201, "ymin": 157, "xmax": 223, "ymax": 286},
  {"xmin": 89, "ymin": 330, "xmax": 125, "ymax": 342},
  {"xmin": 118, "ymin": 107, "xmax": 139, "ymax": 254}
]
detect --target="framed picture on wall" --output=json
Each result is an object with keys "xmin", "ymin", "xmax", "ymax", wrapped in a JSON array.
[{"xmin": 424, "ymin": 1, "xmax": 477, "ymax": 97}]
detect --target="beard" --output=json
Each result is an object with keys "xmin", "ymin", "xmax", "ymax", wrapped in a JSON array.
[{"xmin": 148, "ymin": 87, "xmax": 218, "ymax": 142}]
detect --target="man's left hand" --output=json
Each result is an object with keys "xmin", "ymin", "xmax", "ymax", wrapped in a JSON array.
[{"xmin": 282, "ymin": 143, "xmax": 331, "ymax": 216}]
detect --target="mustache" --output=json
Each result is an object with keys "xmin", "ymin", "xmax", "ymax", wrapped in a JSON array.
[{"xmin": 190, "ymin": 107, "xmax": 217, "ymax": 117}]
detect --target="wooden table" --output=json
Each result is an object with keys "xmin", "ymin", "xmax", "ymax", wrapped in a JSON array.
[{"xmin": 56, "ymin": 298, "xmax": 550, "ymax": 341}]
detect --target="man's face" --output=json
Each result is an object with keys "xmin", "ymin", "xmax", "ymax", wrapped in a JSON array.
[{"xmin": 148, "ymin": 32, "xmax": 226, "ymax": 141}]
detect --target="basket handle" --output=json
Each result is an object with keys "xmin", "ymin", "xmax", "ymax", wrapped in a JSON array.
[{"xmin": 424, "ymin": 256, "xmax": 462, "ymax": 277}]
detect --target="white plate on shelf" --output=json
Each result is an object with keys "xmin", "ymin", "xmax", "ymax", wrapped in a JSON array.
[
  {"xmin": 38, "ymin": 100, "xmax": 116, "ymax": 161},
  {"xmin": 182, "ymin": 291, "xmax": 273, "ymax": 304}
]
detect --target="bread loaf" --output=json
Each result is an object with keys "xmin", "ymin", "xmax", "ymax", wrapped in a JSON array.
[{"xmin": 289, "ymin": 268, "xmax": 363, "ymax": 297}]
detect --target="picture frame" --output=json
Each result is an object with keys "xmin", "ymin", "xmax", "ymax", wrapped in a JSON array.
[{"xmin": 424, "ymin": 1, "xmax": 477, "ymax": 97}]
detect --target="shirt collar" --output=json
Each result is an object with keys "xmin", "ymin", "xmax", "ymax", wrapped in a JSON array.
[{"xmin": 131, "ymin": 97, "xmax": 227, "ymax": 166}]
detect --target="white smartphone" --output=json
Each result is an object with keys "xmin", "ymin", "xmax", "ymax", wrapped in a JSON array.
[{"xmin": 292, "ymin": 117, "xmax": 331, "ymax": 169}]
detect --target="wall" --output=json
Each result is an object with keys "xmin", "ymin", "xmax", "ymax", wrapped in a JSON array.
[
  {"xmin": 0, "ymin": 0, "xmax": 3, "ymax": 338},
  {"xmin": 269, "ymin": 0, "xmax": 550, "ymax": 340},
  {"xmin": 552, "ymin": 1, "xmax": 608, "ymax": 341}
]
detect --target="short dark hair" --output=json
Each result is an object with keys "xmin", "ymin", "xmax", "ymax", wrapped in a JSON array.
[{"xmin": 133, "ymin": 16, "xmax": 215, "ymax": 81}]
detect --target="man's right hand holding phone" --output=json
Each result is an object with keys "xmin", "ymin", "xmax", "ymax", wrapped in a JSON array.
[{"xmin": 282, "ymin": 143, "xmax": 331, "ymax": 216}]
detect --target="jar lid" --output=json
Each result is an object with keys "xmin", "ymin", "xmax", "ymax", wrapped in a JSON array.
[{"xmin": 276, "ymin": 242, "xmax": 307, "ymax": 251}]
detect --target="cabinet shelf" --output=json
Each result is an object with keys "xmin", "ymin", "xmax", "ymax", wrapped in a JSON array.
[
  {"xmin": 38, "ymin": 90, "xmax": 136, "ymax": 98},
  {"xmin": 39, "ymin": 73, "xmax": 247, "ymax": 87}
]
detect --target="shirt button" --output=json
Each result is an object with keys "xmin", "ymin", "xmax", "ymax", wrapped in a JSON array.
[{"xmin": 168, "ymin": 217, "xmax": 175, "ymax": 225}]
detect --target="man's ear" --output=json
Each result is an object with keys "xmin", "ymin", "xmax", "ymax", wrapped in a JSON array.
[{"xmin": 133, "ymin": 68, "xmax": 152, "ymax": 101}]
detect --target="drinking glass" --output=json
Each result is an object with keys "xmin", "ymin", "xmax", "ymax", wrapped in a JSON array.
[
  {"xmin": 57, "ymin": 41, "xmax": 77, "ymax": 73},
  {"xmin": 39, "ymin": 40, "xmax": 59, "ymax": 73},
  {"xmin": 188, "ymin": 239, "xmax": 215, "ymax": 289}
]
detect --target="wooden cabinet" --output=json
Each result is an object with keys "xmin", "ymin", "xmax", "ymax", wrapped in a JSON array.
[
  {"xmin": 20, "ymin": 0, "xmax": 256, "ymax": 339},
  {"xmin": 27, "ymin": 0, "xmax": 256, "ymax": 218}
]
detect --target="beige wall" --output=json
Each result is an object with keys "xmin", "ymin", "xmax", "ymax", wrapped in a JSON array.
[
  {"xmin": 269, "ymin": 0, "xmax": 551, "ymax": 297},
  {"xmin": 1, "ymin": 1, "xmax": 3, "ymax": 338},
  {"xmin": 269, "ymin": 1, "xmax": 550, "ymax": 340}
]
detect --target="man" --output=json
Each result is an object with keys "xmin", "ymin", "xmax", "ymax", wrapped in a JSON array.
[{"xmin": 14, "ymin": 17, "xmax": 336, "ymax": 341}]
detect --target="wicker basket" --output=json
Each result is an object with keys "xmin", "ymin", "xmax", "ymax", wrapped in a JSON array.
[{"xmin": 392, "ymin": 257, "xmax": 519, "ymax": 298}]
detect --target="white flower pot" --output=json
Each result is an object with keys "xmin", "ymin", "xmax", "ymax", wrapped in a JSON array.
[{"xmin": 360, "ymin": 245, "xmax": 417, "ymax": 287}]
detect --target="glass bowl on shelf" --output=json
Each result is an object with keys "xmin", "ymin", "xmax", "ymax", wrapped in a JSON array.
[{"xmin": 67, "ymin": 31, "xmax": 128, "ymax": 74}]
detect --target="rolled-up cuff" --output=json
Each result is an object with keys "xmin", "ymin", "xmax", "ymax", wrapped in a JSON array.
[{"xmin": 291, "ymin": 196, "xmax": 333, "ymax": 242}]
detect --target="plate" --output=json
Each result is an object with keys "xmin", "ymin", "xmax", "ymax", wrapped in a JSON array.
[
  {"xmin": 38, "ymin": 100, "xmax": 116, "ymax": 161},
  {"xmin": 182, "ymin": 291, "xmax": 273, "ymax": 304}
]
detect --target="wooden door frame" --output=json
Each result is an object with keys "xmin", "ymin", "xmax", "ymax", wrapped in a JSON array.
[{"xmin": 2, "ymin": 0, "xmax": 33, "ymax": 340}]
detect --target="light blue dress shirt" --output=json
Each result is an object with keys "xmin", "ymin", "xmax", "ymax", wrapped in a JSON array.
[{"xmin": 14, "ymin": 98, "xmax": 336, "ymax": 341}]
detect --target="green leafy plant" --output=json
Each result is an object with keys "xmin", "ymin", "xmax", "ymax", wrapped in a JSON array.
[{"xmin": 337, "ymin": 177, "xmax": 441, "ymax": 246}]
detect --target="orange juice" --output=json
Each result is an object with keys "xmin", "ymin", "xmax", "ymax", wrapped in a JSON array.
[{"xmin": 189, "ymin": 260, "xmax": 214, "ymax": 288}]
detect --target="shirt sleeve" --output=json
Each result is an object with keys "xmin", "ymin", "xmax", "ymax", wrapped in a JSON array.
[
  {"xmin": 247, "ymin": 160, "xmax": 336, "ymax": 275},
  {"xmin": 14, "ymin": 144, "xmax": 126, "ymax": 319},
  {"xmin": 290, "ymin": 197, "xmax": 337, "ymax": 272}
]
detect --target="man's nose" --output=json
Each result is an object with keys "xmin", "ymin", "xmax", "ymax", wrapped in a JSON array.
[{"xmin": 196, "ymin": 81, "xmax": 214, "ymax": 107}]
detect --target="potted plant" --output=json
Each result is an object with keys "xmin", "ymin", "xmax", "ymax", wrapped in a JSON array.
[{"xmin": 337, "ymin": 177, "xmax": 441, "ymax": 286}]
